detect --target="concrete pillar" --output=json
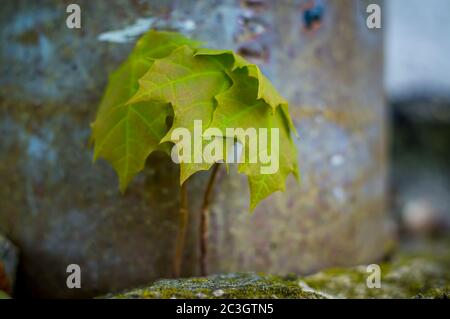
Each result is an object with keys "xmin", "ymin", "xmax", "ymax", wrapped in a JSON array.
[{"xmin": 0, "ymin": 0, "xmax": 387, "ymax": 298}]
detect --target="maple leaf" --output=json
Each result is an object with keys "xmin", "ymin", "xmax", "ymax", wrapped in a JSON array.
[
  {"xmin": 127, "ymin": 45, "xmax": 232, "ymax": 183},
  {"xmin": 207, "ymin": 66, "xmax": 299, "ymax": 210},
  {"xmin": 195, "ymin": 49, "xmax": 298, "ymax": 135},
  {"xmin": 191, "ymin": 50, "xmax": 298, "ymax": 209},
  {"xmin": 91, "ymin": 31, "xmax": 299, "ymax": 210},
  {"xmin": 91, "ymin": 31, "xmax": 200, "ymax": 191}
]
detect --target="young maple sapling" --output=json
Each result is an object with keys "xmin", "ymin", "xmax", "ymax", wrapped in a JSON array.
[{"xmin": 91, "ymin": 31, "xmax": 299, "ymax": 276}]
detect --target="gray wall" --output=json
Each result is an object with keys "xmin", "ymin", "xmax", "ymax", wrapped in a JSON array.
[{"xmin": 0, "ymin": 0, "xmax": 388, "ymax": 298}]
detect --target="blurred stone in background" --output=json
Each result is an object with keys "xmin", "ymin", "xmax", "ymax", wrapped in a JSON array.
[{"xmin": 385, "ymin": 0, "xmax": 450, "ymax": 236}]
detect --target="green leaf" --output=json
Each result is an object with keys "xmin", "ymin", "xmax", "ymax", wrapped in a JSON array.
[
  {"xmin": 208, "ymin": 67, "xmax": 299, "ymax": 210},
  {"xmin": 246, "ymin": 108, "xmax": 299, "ymax": 210},
  {"xmin": 127, "ymin": 45, "xmax": 232, "ymax": 183},
  {"xmin": 195, "ymin": 49, "xmax": 298, "ymax": 136},
  {"xmin": 91, "ymin": 31, "xmax": 200, "ymax": 191},
  {"xmin": 91, "ymin": 31, "xmax": 299, "ymax": 210}
]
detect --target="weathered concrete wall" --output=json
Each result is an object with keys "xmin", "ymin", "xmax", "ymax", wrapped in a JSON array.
[{"xmin": 0, "ymin": 0, "xmax": 387, "ymax": 298}]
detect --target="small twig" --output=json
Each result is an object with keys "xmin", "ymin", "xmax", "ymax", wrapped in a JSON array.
[
  {"xmin": 174, "ymin": 181, "xmax": 188, "ymax": 277},
  {"xmin": 200, "ymin": 163, "xmax": 221, "ymax": 276}
]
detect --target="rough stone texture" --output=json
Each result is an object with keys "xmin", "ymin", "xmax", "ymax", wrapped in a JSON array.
[
  {"xmin": 303, "ymin": 238, "xmax": 450, "ymax": 298},
  {"xmin": 107, "ymin": 273, "xmax": 325, "ymax": 299},
  {"xmin": 0, "ymin": 0, "xmax": 387, "ymax": 298},
  {"xmin": 0, "ymin": 233, "xmax": 18, "ymax": 295},
  {"xmin": 108, "ymin": 238, "xmax": 450, "ymax": 299}
]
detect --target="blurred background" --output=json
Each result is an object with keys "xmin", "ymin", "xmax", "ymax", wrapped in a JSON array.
[{"xmin": 386, "ymin": 0, "xmax": 450, "ymax": 237}]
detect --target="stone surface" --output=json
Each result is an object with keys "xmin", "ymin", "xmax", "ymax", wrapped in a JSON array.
[
  {"xmin": 303, "ymin": 238, "xmax": 450, "ymax": 298},
  {"xmin": 107, "ymin": 238, "xmax": 450, "ymax": 299},
  {"xmin": 0, "ymin": 0, "xmax": 387, "ymax": 298},
  {"xmin": 107, "ymin": 273, "xmax": 325, "ymax": 299}
]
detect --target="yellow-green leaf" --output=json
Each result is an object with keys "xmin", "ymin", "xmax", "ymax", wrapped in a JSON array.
[
  {"xmin": 127, "ymin": 45, "xmax": 232, "ymax": 183},
  {"xmin": 91, "ymin": 31, "xmax": 199, "ymax": 191},
  {"xmin": 209, "ymin": 67, "xmax": 299, "ymax": 210},
  {"xmin": 91, "ymin": 31, "xmax": 299, "ymax": 210}
]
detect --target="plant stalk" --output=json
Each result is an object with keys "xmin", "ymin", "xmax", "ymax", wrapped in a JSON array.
[
  {"xmin": 174, "ymin": 181, "xmax": 188, "ymax": 277},
  {"xmin": 200, "ymin": 163, "xmax": 221, "ymax": 276}
]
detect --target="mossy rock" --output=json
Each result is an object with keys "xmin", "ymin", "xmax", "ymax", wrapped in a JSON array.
[
  {"xmin": 106, "ymin": 273, "xmax": 325, "ymax": 299},
  {"xmin": 106, "ymin": 239, "xmax": 450, "ymax": 299},
  {"xmin": 0, "ymin": 290, "xmax": 11, "ymax": 299},
  {"xmin": 303, "ymin": 238, "xmax": 450, "ymax": 299}
]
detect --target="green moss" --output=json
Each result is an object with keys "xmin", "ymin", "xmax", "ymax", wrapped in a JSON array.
[
  {"xmin": 303, "ymin": 238, "xmax": 450, "ymax": 299},
  {"xmin": 106, "ymin": 273, "xmax": 324, "ymax": 299},
  {"xmin": 0, "ymin": 290, "xmax": 11, "ymax": 299},
  {"xmin": 105, "ymin": 238, "xmax": 450, "ymax": 299},
  {"xmin": 414, "ymin": 287, "xmax": 450, "ymax": 299}
]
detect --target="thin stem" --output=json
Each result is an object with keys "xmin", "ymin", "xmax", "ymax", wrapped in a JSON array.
[
  {"xmin": 174, "ymin": 181, "xmax": 188, "ymax": 277},
  {"xmin": 200, "ymin": 163, "xmax": 221, "ymax": 276}
]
